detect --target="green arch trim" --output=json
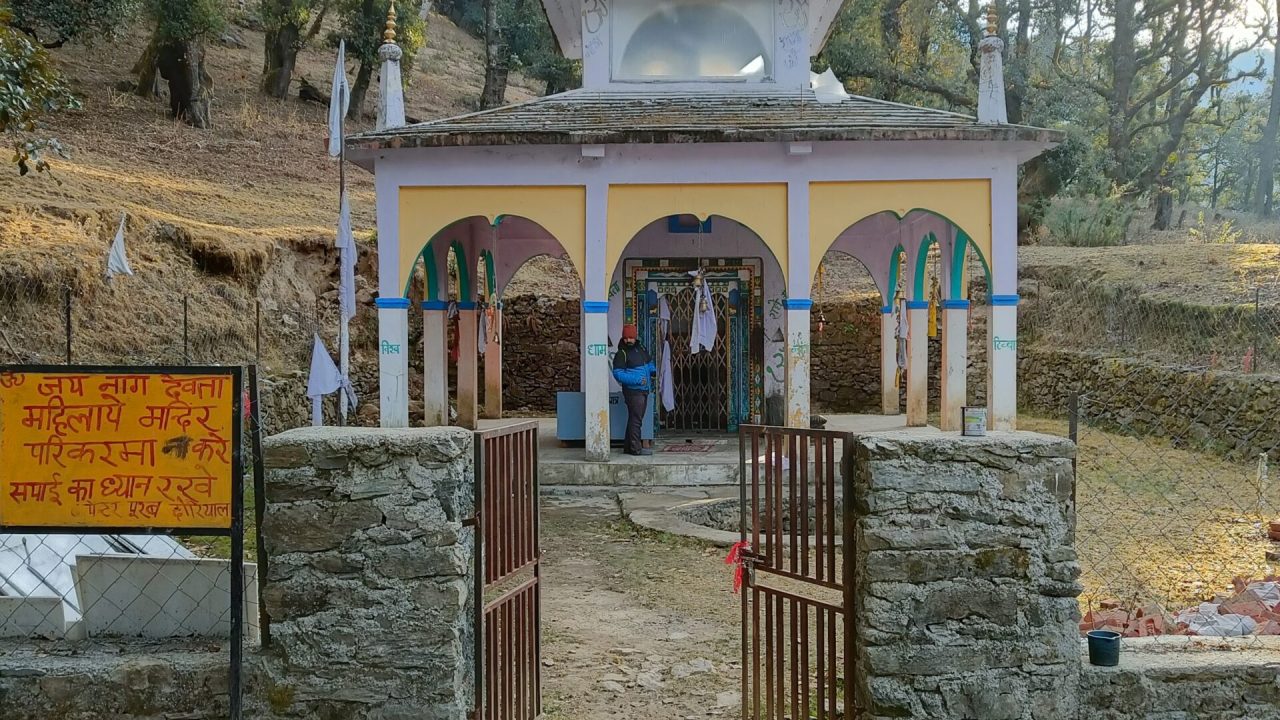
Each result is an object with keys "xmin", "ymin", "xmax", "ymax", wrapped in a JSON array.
[
  {"xmin": 450, "ymin": 240, "xmax": 471, "ymax": 302},
  {"xmin": 950, "ymin": 230, "xmax": 993, "ymax": 300},
  {"xmin": 403, "ymin": 229, "xmax": 450, "ymax": 300},
  {"xmin": 887, "ymin": 244, "xmax": 906, "ymax": 306},
  {"xmin": 912, "ymin": 232, "xmax": 939, "ymax": 302},
  {"xmin": 816, "ymin": 208, "xmax": 987, "ymax": 287},
  {"xmin": 481, "ymin": 250, "xmax": 496, "ymax": 299}
]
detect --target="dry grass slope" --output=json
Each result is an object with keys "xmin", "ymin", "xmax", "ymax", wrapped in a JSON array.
[{"xmin": 0, "ymin": 11, "xmax": 538, "ymax": 372}]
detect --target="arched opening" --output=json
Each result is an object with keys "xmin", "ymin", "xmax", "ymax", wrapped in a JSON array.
[
  {"xmin": 402, "ymin": 215, "xmax": 580, "ymax": 428},
  {"xmin": 811, "ymin": 249, "xmax": 881, "ymax": 415},
  {"xmin": 609, "ymin": 214, "xmax": 785, "ymax": 432},
  {"xmin": 814, "ymin": 210, "xmax": 983, "ymax": 426},
  {"xmin": 498, "ymin": 252, "xmax": 581, "ymax": 415}
]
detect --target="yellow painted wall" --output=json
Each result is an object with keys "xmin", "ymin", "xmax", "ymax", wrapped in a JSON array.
[
  {"xmin": 398, "ymin": 186, "xmax": 586, "ymax": 294},
  {"xmin": 607, "ymin": 184, "xmax": 789, "ymax": 292},
  {"xmin": 809, "ymin": 180, "xmax": 992, "ymax": 287}
]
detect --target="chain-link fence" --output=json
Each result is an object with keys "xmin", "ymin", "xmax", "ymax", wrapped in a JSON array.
[{"xmin": 1020, "ymin": 280, "xmax": 1280, "ymax": 646}]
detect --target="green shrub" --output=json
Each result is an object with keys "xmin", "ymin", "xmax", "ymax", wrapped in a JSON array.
[{"xmin": 1043, "ymin": 195, "xmax": 1136, "ymax": 246}]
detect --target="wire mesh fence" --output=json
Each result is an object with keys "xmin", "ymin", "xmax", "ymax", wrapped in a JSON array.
[{"xmin": 1020, "ymin": 280, "xmax": 1280, "ymax": 646}]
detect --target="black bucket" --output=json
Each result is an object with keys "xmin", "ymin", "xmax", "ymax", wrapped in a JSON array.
[{"xmin": 1086, "ymin": 630, "xmax": 1121, "ymax": 666}]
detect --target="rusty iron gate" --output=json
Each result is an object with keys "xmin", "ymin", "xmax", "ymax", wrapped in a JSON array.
[
  {"xmin": 472, "ymin": 421, "xmax": 542, "ymax": 720},
  {"xmin": 738, "ymin": 425, "xmax": 855, "ymax": 720}
]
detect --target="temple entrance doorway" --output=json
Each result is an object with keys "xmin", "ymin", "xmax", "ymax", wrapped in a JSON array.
[{"xmin": 624, "ymin": 258, "xmax": 762, "ymax": 433}]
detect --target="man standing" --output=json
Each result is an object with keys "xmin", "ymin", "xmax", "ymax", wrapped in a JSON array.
[{"xmin": 612, "ymin": 324, "xmax": 655, "ymax": 456}]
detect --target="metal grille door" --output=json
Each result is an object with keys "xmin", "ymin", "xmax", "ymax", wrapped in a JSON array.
[
  {"xmin": 473, "ymin": 421, "xmax": 541, "ymax": 720},
  {"xmin": 738, "ymin": 425, "xmax": 855, "ymax": 720},
  {"xmin": 665, "ymin": 287, "xmax": 731, "ymax": 431}
]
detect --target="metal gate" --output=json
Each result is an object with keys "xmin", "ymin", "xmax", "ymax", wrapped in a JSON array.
[
  {"xmin": 472, "ymin": 421, "xmax": 542, "ymax": 720},
  {"xmin": 737, "ymin": 425, "xmax": 855, "ymax": 720}
]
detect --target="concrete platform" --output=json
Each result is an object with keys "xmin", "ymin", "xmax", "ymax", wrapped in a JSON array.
[{"xmin": 479, "ymin": 415, "xmax": 938, "ymax": 487}]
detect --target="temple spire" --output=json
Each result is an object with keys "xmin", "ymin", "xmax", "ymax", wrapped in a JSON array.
[
  {"xmin": 977, "ymin": 3, "xmax": 1008, "ymax": 125},
  {"xmin": 377, "ymin": 1, "xmax": 407, "ymax": 130}
]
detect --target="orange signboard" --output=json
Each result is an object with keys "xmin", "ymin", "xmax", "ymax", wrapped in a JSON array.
[{"xmin": 0, "ymin": 367, "xmax": 240, "ymax": 530}]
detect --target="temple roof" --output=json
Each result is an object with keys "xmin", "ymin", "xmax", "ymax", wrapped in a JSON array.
[{"xmin": 348, "ymin": 89, "xmax": 1063, "ymax": 151}]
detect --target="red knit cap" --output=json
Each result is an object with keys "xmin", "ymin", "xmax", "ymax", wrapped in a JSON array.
[{"xmin": 621, "ymin": 324, "xmax": 638, "ymax": 340}]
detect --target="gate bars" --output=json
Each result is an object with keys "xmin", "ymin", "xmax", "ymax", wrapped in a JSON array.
[
  {"xmin": 472, "ymin": 421, "xmax": 542, "ymax": 720},
  {"xmin": 738, "ymin": 425, "xmax": 855, "ymax": 720}
]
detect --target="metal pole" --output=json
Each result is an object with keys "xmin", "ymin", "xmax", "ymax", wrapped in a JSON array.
[
  {"xmin": 1068, "ymin": 391, "xmax": 1079, "ymax": 497},
  {"xmin": 63, "ymin": 288, "xmax": 71, "ymax": 364},
  {"xmin": 248, "ymin": 364, "xmax": 270, "ymax": 647},
  {"xmin": 1255, "ymin": 287, "xmax": 1262, "ymax": 373},
  {"xmin": 255, "ymin": 300, "xmax": 261, "ymax": 364},
  {"xmin": 338, "ymin": 82, "xmax": 350, "ymax": 427},
  {"xmin": 183, "ymin": 294, "xmax": 190, "ymax": 365}
]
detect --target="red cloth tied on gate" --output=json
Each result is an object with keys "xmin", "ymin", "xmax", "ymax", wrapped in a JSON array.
[{"xmin": 725, "ymin": 541, "xmax": 752, "ymax": 593}]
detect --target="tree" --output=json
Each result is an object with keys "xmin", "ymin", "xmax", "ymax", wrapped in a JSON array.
[
  {"xmin": 259, "ymin": 0, "xmax": 329, "ymax": 99},
  {"xmin": 479, "ymin": 0, "xmax": 505, "ymax": 108},
  {"xmin": 9, "ymin": 0, "xmax": 138, "ymax": 48},
  {"xmin": 135, "ymin": 0, "xmax": 225, "ymax": 128},
  {"xmin": 0, "ymin": 8, "xmax": 79, "ymax": 176},
  {"xmin": 335, "ymin": 0, "xmax": 426, "ymax": 121},
  {"xmin": 436, "ymin": 0, "xmax": 576, "ymax": 102},
  {"xmin": 1254, "ymin": 0, "xmax": 1280, "ymax": 217}
]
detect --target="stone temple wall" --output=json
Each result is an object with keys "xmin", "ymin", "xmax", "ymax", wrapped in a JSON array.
[
  {"xmin": 256, "ymin": 426, "xmax": 477, "ymax": 719},
  {"xmin": 848, "ymin": 431, "xmax": 1081, "ymax": 719}
]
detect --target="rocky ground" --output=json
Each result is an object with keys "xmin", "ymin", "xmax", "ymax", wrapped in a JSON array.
[{"xmin": 539, "ymin": 492, "xmax": 743, "ymax": 719}]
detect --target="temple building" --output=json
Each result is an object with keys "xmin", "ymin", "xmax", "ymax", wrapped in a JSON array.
[{"xmin": 348, "ymin": 0, "xmax": 1061, "ymax": 461}]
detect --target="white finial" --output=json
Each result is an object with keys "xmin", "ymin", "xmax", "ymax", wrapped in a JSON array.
[
  {"xmin": 377, "ymin": 1, "xmax": 406, "ymax": 130},
  {"xmin": 977, "ymin": 3, "xmax": 1008, "ymax": 124}
]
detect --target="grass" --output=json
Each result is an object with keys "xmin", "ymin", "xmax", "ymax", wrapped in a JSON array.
[{"xmin": 1019, "ymin": 414, "xmax": 1277, "ymax": 615}]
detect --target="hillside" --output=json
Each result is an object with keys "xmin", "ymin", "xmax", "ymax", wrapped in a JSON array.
[{"xmin": 0, "ymin": 11, "xmax": 540, "ymax": 397}]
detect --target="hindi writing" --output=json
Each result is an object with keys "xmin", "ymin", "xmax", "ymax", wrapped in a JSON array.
[{"xmin": 0, "ymin": 369, "xmax": 236, "ymax": 529}]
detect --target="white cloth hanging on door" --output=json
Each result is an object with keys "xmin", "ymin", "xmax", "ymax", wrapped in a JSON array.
[
  {"xmin": 689, "ymin": 270, "xmax": 718, "ymax": 355},
  {"xmin": 658, "ymin": 295, "xmax": 675, "ymax": 412},
  {"xmin": 477, "ymin": 305, "xmax": 487, "ymax": 356}
]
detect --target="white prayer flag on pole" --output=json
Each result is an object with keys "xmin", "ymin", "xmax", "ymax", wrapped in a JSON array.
[
  {"xmin": 106, "ymin": 213, "xmax": 134, "ymax": 278},
  {"xmin": 307, "ymin": 334, "xmax": 357, "ymax": 425},
  {"xmin": 328, "ymin": 40, "xmax": 350, "ymax": 157},
  {"xmin": 337, "ymin": 189, "xmax": 357, "ymax": 321}
]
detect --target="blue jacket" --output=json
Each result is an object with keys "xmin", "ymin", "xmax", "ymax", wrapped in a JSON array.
[{"xmin": 613, "ymin": 345, "xmax": 655, "ymax": 392}]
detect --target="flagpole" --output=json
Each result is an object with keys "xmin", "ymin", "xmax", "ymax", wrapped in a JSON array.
[{"xmin": 338, "ymin": 79, "xmax": 350, "ymax": 427}]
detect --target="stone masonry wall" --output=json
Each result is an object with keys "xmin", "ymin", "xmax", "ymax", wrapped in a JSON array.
[
  {"xmin": 1018, "ymin": 348, "xmax": 1280, "ymax": 460},
  {"xmin": 849, "ymin": 432, "xmax": 1081, "ymax": 720},
  {"xmin": 500, "ymin": 295, "xmax": 581, "ymax": 413},
  {"xmin": 258, "ymin": 426, "xmax": 476, "ymax": 719}
]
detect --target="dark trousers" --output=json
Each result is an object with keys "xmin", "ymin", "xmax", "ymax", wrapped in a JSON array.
[{"xmin": 623, "ymin": 390, "xmax": 648, "ymax": 454}]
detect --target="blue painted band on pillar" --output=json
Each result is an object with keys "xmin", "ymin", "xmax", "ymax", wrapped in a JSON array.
[
  {"xmin": 906, "ymin": 300, "xmax": 930, "ymax": 310},
  {"xmin": 457, "ymin": 301, "xmax": 477, "ymax": 311},
  {"xmin": 881, "ymin": 306, "xmax": 894, "ymax": 314},
  {"xmin": 583, "ymin": 301, "xmax": 610, "ymax": 314},
  {"xmin": 421, "ymin": 300, "xmax": 448, "ymax": 311},
  {"xmin": 785, "ymin": 299, "xmax": 814, "ymax": 310},
  {"xmin": 375, "ymin": 297, "xmax": 411, "ymax": 309},
  {"xmin": 990, "ymin": 294, "xmax": 1020, "ymax": 306},
  {"xmin": 942, "ymin": 300, "xmax": 971, "ymax": 310}
]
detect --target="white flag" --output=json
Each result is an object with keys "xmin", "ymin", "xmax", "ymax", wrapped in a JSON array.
[
  {"xmin": 328, "ymin": 40, "xmax": 350, "ymax": 157},
  {"xmin": 307, "ymin": 334, "xmax": 357, "ymax": 408},
  {"xmin": 106, "ymin": 213, "xmax": 134, "ymax": 278},
  {"xmin": 336, "ymin": 189, "xmax": 357, "ymax": 320}
]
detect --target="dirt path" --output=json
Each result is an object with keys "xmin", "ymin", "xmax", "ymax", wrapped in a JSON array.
[{"xmin": 539, "ymin": 493, "xmax": 743, "ymax": 719}]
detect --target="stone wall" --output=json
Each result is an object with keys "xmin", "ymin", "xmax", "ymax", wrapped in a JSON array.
[
  {"xmin": 258, "ymin": 426, "xmax": 476, "ymax": 719},
  {"xmin": 849, "ymin": 431, "xmax": 1081, "ymax": 719},
  {"xmin": 1018, "ymin": 348, "xmax": 1280, "ymax": 460},
  {"xmin": 499, "ymin": 295, "xmax": 581, "ymax": 413},
  {"xmin": 1078, "ymin": 638, "xmax": 1280, "ymax": 720}
]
